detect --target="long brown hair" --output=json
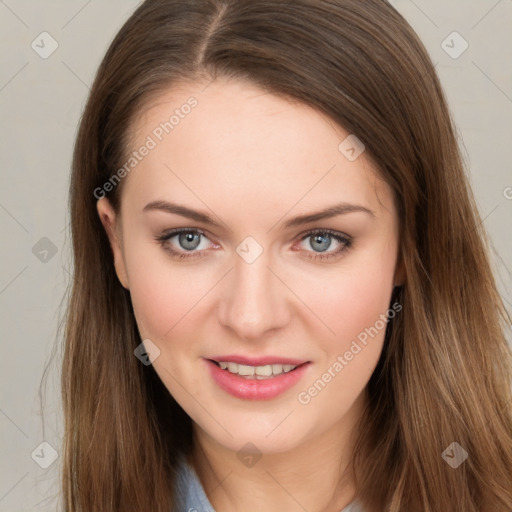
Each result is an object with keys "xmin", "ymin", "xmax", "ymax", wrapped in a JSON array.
[{"xmin": 62, "ymin": 0, "xmax": 512, "ymax": 510}]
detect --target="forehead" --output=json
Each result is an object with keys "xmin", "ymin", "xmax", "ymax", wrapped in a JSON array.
[{"xmin": 122, "ymin": 77, "xmax": 391, "ymax": 217}]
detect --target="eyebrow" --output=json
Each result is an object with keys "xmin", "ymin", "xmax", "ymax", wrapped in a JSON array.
[
  {"xmin": 281, "ymin": 202, "xmax": 374, "ymax": 228},
  {"xmin": 143, "ymin": 200, "xmax": 220, "ymax": 226},
  {"xmin": 142, "ymin": 200, "xmax": 374, "ymax": 229}
]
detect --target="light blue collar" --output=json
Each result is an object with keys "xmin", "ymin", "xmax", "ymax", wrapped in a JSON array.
[{"xmin": 173, "ymin": 454, "xmax": 364, "ymax": 512}]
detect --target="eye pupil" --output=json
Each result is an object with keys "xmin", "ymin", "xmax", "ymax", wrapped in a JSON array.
[
  {"xmin": 179, "ymin": 232, "xmax": 201, "ymax": 250},
  {"xmin": 310, "ymin": 234, "xmax": 331, "ymax": 252}
]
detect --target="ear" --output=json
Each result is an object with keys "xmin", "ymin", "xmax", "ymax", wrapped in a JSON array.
[{"xmin": 96, "ymin": 198, "xmax": 130, "ymax": 289}]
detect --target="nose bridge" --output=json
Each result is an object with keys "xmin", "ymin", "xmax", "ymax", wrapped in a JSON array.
[{"xmin": 218, "ymin": 249, "xmax": 289, "ymax": 339}]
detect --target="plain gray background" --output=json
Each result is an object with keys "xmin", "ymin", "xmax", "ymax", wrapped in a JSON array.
[{"xmin": 1, "ymin": 0, "xmax": 511, "ymax": 510}]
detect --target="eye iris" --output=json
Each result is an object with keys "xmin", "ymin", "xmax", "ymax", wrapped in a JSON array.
[
  {"xmin": 179, "ymin": 232, "xmax": 201, "ymax": 250},
  {"xmin": 310, "ymin": 234, "xmax": 331, "ymax": 252}
]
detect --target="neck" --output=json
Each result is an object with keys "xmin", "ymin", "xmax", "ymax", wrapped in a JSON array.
[{"xmin": 189, "ymin": 391, "xmax": 366, "ymax": 512}]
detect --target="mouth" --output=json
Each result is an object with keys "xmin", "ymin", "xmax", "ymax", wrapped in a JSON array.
[
  {"xmin": 208, "ymin": 359, "xmax": 307, "ymax": 379},
  {"xmin": 204, "ymin": 357, "xmax": 311, "ymax": 400}
]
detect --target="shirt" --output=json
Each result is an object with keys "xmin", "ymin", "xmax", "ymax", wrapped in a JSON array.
[{"xmin": 173, "ymin": 454, "xmax": 365, "ymax": 512}]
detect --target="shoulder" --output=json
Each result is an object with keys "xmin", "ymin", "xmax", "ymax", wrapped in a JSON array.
[
  {"xmin": 173, "ymin": 453, "xmax": 216, "ymax": 512},
  {"xmin": 341, "ymin": 500, "xmax": 366, "ymax": 512}
]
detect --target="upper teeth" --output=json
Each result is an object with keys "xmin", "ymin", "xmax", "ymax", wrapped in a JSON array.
[{"xmin": 218, "ymin": 362, "xmax": 298, "ymax": 378}]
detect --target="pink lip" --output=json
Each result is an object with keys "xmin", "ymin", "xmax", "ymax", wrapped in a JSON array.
[
  {"xmin": 204, "ymin": 358, "xmax": 311, "ymax": 400},
  {"xmin": 208, "ymin": 354, "xmax": 308, "ymax": 366}
]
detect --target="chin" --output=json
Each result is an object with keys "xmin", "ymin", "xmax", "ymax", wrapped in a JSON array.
[{"xmin": 196, "ymin": 415, "xmax": 311, "ymax": 456}]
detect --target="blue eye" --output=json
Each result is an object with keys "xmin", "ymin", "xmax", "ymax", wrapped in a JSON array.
[
  {"xmin": 156, "ymin": 228, "xmax": 352, "ymax": 262},
  {"xmin": 308, "ymin": 233, "xmax": 332, "ymax": 252},
  {"xmin": 156, "ymin": 229, "xmax": 212, "ymax": 259},
  {"xmin": 177, "ymin": 232, "xmax": 202, "ymax": 251},
  {"xmin": 298, "ymin": 229, "xmax": 352, "ymax": 261}
]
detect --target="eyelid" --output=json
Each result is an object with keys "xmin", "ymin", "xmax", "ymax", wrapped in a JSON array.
[
  {"xmin": 156, "ymin": 227, "xmax": 352, "ymax": 261},
  {"xmin": 294, "ymin": 228, "xmax": 352, "ymax": 260},
  {"xmin": 297, "ymin": 227, "xmax": 349, "ymax": 241},
  {"xmin": 155, "ymin": 228, "xmax": 220, "ymax": 257}
]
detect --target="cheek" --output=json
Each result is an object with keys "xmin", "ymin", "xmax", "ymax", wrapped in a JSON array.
[
  {"xmin": 294, "ymin": 270, "xmax": 394, "ymax": 414},
  {"xmin": 290, "ymin": 247, "xmax": 398, "ymax": 407},
  {"xmin": 129, "ymin": 272, "xmax": 218, "ymax": 346},
  {"xmin": 293, "ymin": 252, "xmax": 396, "ymax": 348},
  {"xmin": 336, "ymin": 271, "xmax": 392, "ymax": 339},
  {"xmin": 122, "ymin": 241, "xmax": 208, "ymax": 341}
]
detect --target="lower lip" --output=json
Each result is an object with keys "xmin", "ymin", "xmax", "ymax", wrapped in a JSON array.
[{"xmin": 205, "ymin": 359, "xmax": 311, "ymax": 400}]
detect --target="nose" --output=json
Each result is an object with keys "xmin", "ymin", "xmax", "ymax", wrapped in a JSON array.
[{"xmin": 217, "ymin": 251, "xmax": 291, "ymax": 340}]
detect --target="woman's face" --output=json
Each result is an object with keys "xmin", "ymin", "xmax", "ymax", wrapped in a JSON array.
[{"xmin": 98, "ymin": 77, "xmax": 403, "ymax": 455}]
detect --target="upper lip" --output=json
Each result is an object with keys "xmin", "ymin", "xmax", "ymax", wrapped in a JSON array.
[{"xmin": 207, "ymin": 355, "xmax": 309, "ymax": 366}]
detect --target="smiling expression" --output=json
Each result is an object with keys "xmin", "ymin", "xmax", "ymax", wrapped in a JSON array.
[{"xmin": 97, "ymin": 76, "xmax": 403, "ymax": 455}]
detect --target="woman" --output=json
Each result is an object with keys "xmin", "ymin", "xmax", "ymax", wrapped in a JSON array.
[{"xmin": 62, "ymin": 0, "xmax": 512, "ymax": 510}]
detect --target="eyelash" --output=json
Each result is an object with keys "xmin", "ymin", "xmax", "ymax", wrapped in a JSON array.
[{"xmin": 155, "ymin": 228, "xmax": 353, "ymax": 262}]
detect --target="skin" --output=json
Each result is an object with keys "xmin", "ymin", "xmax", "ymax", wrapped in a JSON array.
[{"xmin": 98, "ymin": 76, "xmax": 404, "ymax": 512}]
